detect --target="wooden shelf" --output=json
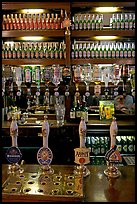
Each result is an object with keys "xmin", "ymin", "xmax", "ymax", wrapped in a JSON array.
[
  {"xmin": 71, "ymin": 30, "xmax": 135, "ymax": 38},
  {"xmin": 2, "ymin": 30, "xmax": 65, "ymax": 38},
  {"xmin": 71, "ymin": 58, "xmax": 135, "ymax": 65},
  {"xmin": 2, "ymin": 59, "xmax": 66, "ymax": 66}
]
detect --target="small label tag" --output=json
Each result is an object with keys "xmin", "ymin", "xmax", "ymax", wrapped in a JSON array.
[
  {"xmin": 6, "ymin": 146, "xmax": 22, "ymax": 164},
  {"xmin": 37, "ymin": 147, "xmax": 53, "ymax": 165},
  {"xmin": 74, "ymin": 148, "xmax": 90, "ymax": 165}
]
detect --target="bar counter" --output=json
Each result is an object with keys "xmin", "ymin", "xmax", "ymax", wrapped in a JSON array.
[{"xmin": 2, "ymin": 164, "xmax": 135, "ymax": 202}]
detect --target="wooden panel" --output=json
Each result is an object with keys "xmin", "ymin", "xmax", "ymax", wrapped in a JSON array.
[{"xmin": 2, "ymin": 2, "xmax": 70, "ymax": 11}]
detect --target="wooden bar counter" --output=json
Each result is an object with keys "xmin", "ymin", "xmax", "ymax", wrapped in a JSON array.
[{"xmin": 2, "ymin": 164, "xmax": 135, "ymax": 202}]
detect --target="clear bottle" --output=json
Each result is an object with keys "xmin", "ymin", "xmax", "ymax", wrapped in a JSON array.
[
  {"xmin": 127, "ymin": 42, "xmax": 132, "ymax": 58},
  {"xmin": 112, "ymin": 14, "xmax": 116, "ymax": 30},
  {"xmin": 39, "ymin": 42, "xmax": 44, "ymax": 59},
  {"xmin": 87, "ymin": 14, "xmax": 91, "ymax": 30},
  {"xmin": 79, "ymin": 14, "xmax": 83, "ymax": 30},
  {"xmin": 16, "ymin": 42, "xmax": 21, "ymax": 59},
  {"xmin": 116, "ymin": 13, "xmax": 121, "ymax": 30},
  {"xmin": 83, "ymin": 14, "xmax": 87, "ymax": 30},
  {"xmin": 123, "ymin": 42, "xmax": 128, "ymax": 58},
  {"xmin": 124, "ymin": 13, "xmax": 129, "ymax": 30},
  {"xmin": 91, "ymin": 14, "xmax": 95, "ymax": 30},
  {"xmin": 74, "ymin": 43, "xmax": 79, "ymax": 59},
  {"xmin": 120, "ymin": 13, "xmax": 125, "ymax": 30},
  {"xmin": 74, "ymin": 14, "xmax": 79, "ymax": 30},
  {"xmin": 119, "ymin": 42, "xmax": 124, "ymax": 58}
]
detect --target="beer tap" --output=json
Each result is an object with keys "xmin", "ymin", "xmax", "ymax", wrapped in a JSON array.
[
  {"xmin": 74, "ymin": 117, "xmax": 90, "ymax": 177},
  {"xmin": 104, "ymin": 117, "xmax": 122, "ymax": 178},
  {"xmin": 37, "ymin": 115, "xmax": 54, "ymax": 174},
  {"xmin": 6, "ymin": 115, "xmax": 23, "ymax": 174}
]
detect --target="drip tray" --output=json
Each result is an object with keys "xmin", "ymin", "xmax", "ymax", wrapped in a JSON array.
[{"xmin": 2, "ymin": 171, "xmax": 83, "ymax": 202}]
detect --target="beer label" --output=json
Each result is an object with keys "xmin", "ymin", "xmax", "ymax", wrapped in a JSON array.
[
  {"xmin": 37, "ymin": 147, "xmax": 53, "ymax": 165},
  {"xmin": 6, "ymin": 146, "xmax": 22, "ymax": 164},
  {"xmin": 74, "ymin": 148, "xmax": 90, "ymax": 164}
]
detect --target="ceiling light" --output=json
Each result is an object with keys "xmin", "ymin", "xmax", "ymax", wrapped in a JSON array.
[
  {"xmin": 93, "ymin": 36, "xmax": 119, "ymax": 40},
  {"xmin": 20, "ymin": 9, "xmax": 45, "ymax": 14},
  {"xmin": 95, "ymin": 7, "xmax": 119, "ymax": 13},
  {"xmin": 20, "ymin": 36, "xmax": 44, "ymax": 41}
]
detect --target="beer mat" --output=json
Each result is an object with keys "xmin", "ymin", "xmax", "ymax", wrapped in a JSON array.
[
  {"xmin": 2, "ymin": 171, "xmax": 84, "ymax": 202},
  {"xmin": 123, "ymin": 156, "xmax": 135, "ymax": 165}
]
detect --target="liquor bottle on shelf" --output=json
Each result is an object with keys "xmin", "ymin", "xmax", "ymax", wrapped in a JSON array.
[
  {"xmin": 62, "ymin": 66, "xmax": 71, "ymax": 96},
  {"xmin": 24, "ymin": 66, "xmax": 32, "ymax": 109},
  {"xmin": 15, "ymin": 67, "xmax": 23, "ymax": 106},
  {"xmin": 60, "ymin": 9, "xmax": 65, "ymax": 29}
]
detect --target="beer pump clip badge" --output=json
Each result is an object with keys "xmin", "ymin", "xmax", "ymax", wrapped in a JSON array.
[
  {"xmin": 37, "ymin": 147, "xmax": 53, "ymax": 166},
  {"xmin": 6, "ymin": 146, "xmax": 22, "ymax": 164}
]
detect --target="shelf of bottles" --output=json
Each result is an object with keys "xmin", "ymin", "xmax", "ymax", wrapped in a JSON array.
[
  {"xmin": 2, "ymin": 63, "xmax": 135, "ymax": 113},
  {"xmin": 2, "ymin": 10, "xmax": 66, "ymax": 31},
  {"xmin": 85, "ymin": 135, "xmax": 135, "ymax": 165},
  {"xmin": 71, "ymin": 41, "xmax": 135, "ymax": 59},
  {"xmin": 71, "ymin": 12, "xmax": 135, "ymax": 31}
]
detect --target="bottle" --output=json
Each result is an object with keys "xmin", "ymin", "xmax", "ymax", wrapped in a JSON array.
[
  {"xmin": 82, "ymin": 43, "xmax": 87, "ymax": 59},
  {"xmin": 39, "ymin": 42, "xmax": 44, "ymax": 59},
  {"xmin": 95, "ymin": 14, "xmax": 100, "ymax": 30},
  {"xmin": 78, "ymin": 14, "xmax": 83, "ymax": 30},
  {"xmin": 123, "ymin": 42, "xmax": 128, "ymax": 58},
  {"xmin": 119, "ymin": 42, "xmax": 124, "ymax": 58},
  {"xmin": 115, "ymin": 42, "xmax": 120, "ymax": 58},
  {"xmin": 91, "ymin": 14, "xmax": 95, "ymax": 30},
  {"xmin": 116, "ymin": 136, "xmax": 122, "ymax": 153},
  {"xmin": 12, "ymin": 43, "xmax": 17, "ymax": 59},
  {"xmin": 34, "ymin": 66, "xmax": 41, "ymax": 84},
  {"xmin": 16, "ymin": 42, "xmax": 21, "ymax": 59},
  {"xmin": 87, "ymin": 14, "xmax": 91, "ymax": 30},
  {"xmin": 60, "ymin": 9, "xmax": 64, "ymax": 29},
  {"xmin": 120, "ymin": 13, "xmax": 125, "ymax": 30},
  {"xmin": 131, "ymin": 42, "xmax": 135, "ymax": 58},
  {"xmin": 8, "ymin": 43, "xmax": 12, "ymax": 59},
  {"xmin": 71, "ymin": 44, "xmax": 75, "ymax": 59},
  {"xmin": 86, "ymin": 43, "xmax": 91, "ymax": 58},
  {"xmin": 62, "ymin": 66, "xmax": 71, "ymax": 85},
  {"xmin": 26, "ymin": 43, "xmax": 31, "ymax": 59},
  {"xmin": 50, "ymin": 13, "xmax": 55, "ymax": 29},
  {"xmin": 100, "ymin": 137, "xmax": 105, "ymax": 156},
  {"xmin": 24, "ymin": 66, "xmax": 32, "ymax": 88},
  {"xmin": 127, "ymin": 42, "xmax": 132, "ymax": 58},
  {"xmin": 116, "ymin": 13, "xmax": 120, "ymax": 30},
  {"xmin": 74, "ymin": 14, "xmax": 79, "ymax": 30},
  {"xmin": 99, "ymin": 14, "xmax": 103, "ymax": 30},
  {"xmin": 111, "ymin": 14, "xmax": 116, "ymax": 30},
  {"xmin": 124, "ymin": 13, "xmax": 129, "ymax": 30},
  {"xmin": 83, "ymin": 15, "xmax": 87, "ymax": 30},
  {"xmin": 35, "ymin": 42, "xmax": 39, "ymax": 59},
  {"xmin": 59, "ymin": 42, "xmax": 63, "ymax": 59},
  {"xmin": 54, "ymin": 42, "xmax": 59, "ymax": 59},
  {"xmin": 74, "ymin": 43, "xmax": 79, "ymax": 59},
  {"xmin": 46, "ymin": 13, "xmax": 51, "ymax": 29},
  {"xmin": 81, "ymin": 95, "xmax": 88, "ymax": 123},
  {"xmin": 127, "ymin": 136, "xmax": 134, "ymax": 154},
  {"xmin": 30, "ymin": 42, "xmax": 35, "ymax": 59},
  {"xmin": 70, "ymin": 102, "xmax": 76, "ymax": 121},
  {"xmin": 75, "ymin": 99, "xmax": 81, "ymax": 119},
  {"xmin": 122, "ymin": 136, "xmax": 128, "ymax": 154},
  {"xmin": 78, "ymin": 43, "xmax": 83, "ymax": 58},
  {"xmin": 55, "ymin": 13, "xmax": 59, "ymax": 29},
  {"xmin": 21, "ymin": 42, "xmax": 26, "ymax": 59}
]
